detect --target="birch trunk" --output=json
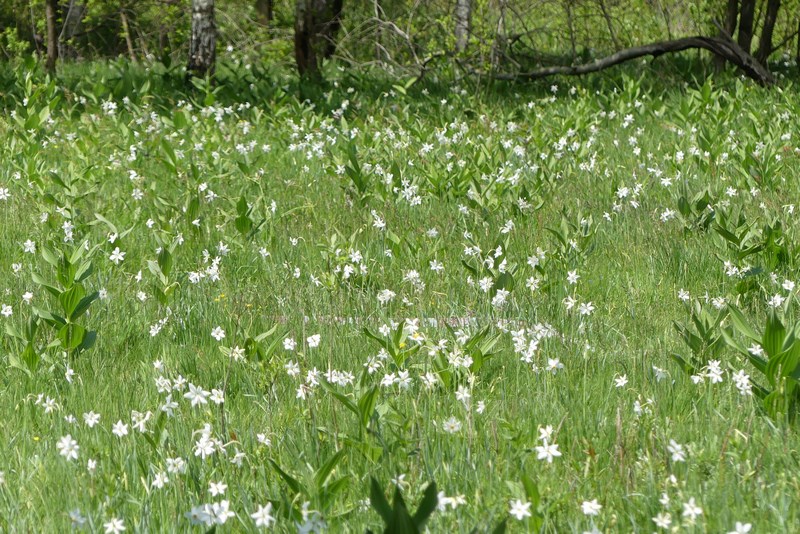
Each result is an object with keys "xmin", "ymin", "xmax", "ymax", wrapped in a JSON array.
[{"xmin": 188, "ymin": 0, "xmax": 216, "ymax": 77}]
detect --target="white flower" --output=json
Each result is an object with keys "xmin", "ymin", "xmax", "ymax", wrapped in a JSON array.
[
  {"xmin": 768, "ymin": 293, "xmax": 785, "ymax": 308},
  {"xmin": 251, "ymin": 503, "xmax": 276, "ymax": 528},
  {"xmin": 581, "ymin": 499, "xmax": 602, "ymax": 516},
  {"xmin": 185, "ymin": 505, "xmax": 211, "ymax": 526},
  {"xmin": 682, "ymin": 498, "xmax": 703, "ymax": 522},
  {"xmin": 103, "ymin": 517, "xmax": 126, "ymax": 533},
  {"xmin": 728, "ymin": 522, "xmax": 752, "ymax": 534},
  {"xmin": 546, "ymin": 358, "xmax": 564, "ymax": 374},
  {"xmin": 56, "ymin": 435, "xmax": 79, "ymax": 461},
  {"xmin": 208, "ymin": 500, "xmax": 235, "ymax": 525},
  {"xmin": 614, "ymin": 374, "xmax": 628, "ymax": 388},
  {"xmin": 652, "ymin": 512, "xmax": 671, "ymax": 529},
  {"xmin": 377, "ymin": 289, "xmax": 396, "ymax": 304},
  {"xmin": 209, "ymin": 481, "xmax": 228, "ymax": 496},
  {"xmin": 455, "ymin": 385, "xmax": 471, "ymax": 406},
  {"xmin": 0, "ymin": 304, "xmax": 11, "ymax": 317},
  {"xmin": 732, "ymin": 369, "xmax": 752, "ymax": 396},
  {"xmin": 442, "ymin": 417, "xmax": 462, "ymax": 433},
  {"xmin": 283, "ymin": 338, "xmax": 296, "ymax": 351},
  {"xmin": 211, "ymin": 326, "xmax": 226, "ymax": 341},
  {"xmin": 509, "ymin": 499, "xmax": 532, "ymax": 520},
  {"xmin": 567, "ymin": 270, "xmax": 580, "ymax": 284},
  {"xmin": 112, "ymin": 420, "xmax": 129, "ymax": 438},
  {"xmin": 131, "ymin": 410, "xmax": 152, "ymax": 433},
  {"xmin": 210, "ymin": 389, "xmax": 225, "ymax": 405},
  {"xmin": 652, "ymin": 366, "xmax": 668, "ymax": 382},
  {"xmin": 152, "ymin": 471, "xmax": 169, "ymax": 489},
  {"xmin": 667, "ymin": 439, "xmax": 686, "ymax": 462},
  {"xmin": 307, "ymin": 334, "xmax": 321, "ymax": 348},
  {"xmin": 492, "ymin": 288, "xmax": 510, "ymax": 308},
  {"xmin": 109, "ymin": 247, "xmax": 126, "ymax": 265},
  {"xmin": 166, "ymin": 457, "xmax": 187, "ymax": 474},
  {"xmin": 69, "ymin": 509, "xmax": 87, "ymax": 528},
  {"xmin": 535, "ymin": 441, "xmax": 561, "ymax": 463},
  {"xmin": 184, "ymin": 383, "xmax": 210, "ymax": 407},
  {"xmin": 705, "ymin": 359, "xmax": 724, "ymax": 383}
]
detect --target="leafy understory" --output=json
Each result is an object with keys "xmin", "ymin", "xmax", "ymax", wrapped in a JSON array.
[{"xmin": 0, "ymin": 67, "xmax": 799, "ymax": 533}]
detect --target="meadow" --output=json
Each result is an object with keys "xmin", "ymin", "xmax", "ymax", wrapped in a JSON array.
[{"xmin": 1, "ymin": 62, "xmax": 800, "ymax": 532}]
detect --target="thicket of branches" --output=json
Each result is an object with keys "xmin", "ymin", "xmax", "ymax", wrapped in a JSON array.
[{"xmin": 1, "ymin": 0, "xmax": 799, "ymax": 84}]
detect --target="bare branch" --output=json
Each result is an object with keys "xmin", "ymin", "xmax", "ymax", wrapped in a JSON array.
[{"xmin": 488, "ymin": 35, "xmax": 774, "ymax": 85}]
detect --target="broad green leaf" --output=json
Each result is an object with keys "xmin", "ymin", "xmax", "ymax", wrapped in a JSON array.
[
  {"xmin": 314, "ymin": 449, "xmax": 345, "ymax": 490},
  {"xmin": 763, "ymin": 310, "xmax": 786, "ymax": 359},
  {"xmin": 70, "ymin": 292, "xmax": 99, "ymax": 321},
  {"xmin": 358, "ymin": 387, "xmax": 379, "ymax": 429},
  {"xmin": 727, "ymin": 305, "xmax": 760, "ymax": 342},
  {"xmin": 58, "ymin": 323, "xmax": 86, "ymax": 351},
  {"xmin": 268, "ymin": 459, "xmax": 303, "ymax": 495},
  {"xmin": 370, "ymin": 478, "xmax": 393, "ymax": 524},
  {"xmin": 59, "ymin": 284, "xmax": 85, "ymax": 317},
  {"xmin": 411, "ymin": 481, "xmax": 438, "ymax": 529}
]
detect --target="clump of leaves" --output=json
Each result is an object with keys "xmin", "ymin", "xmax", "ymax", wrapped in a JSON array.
[
  {"xmin": 723, "ymin": 303, "xmax": 800, "ymax": 420},
  {"xmin": 673, "ymin": 297, "xmax": 800, "ymax": 421},
  {"xmin": 367, "ymin": 477, "xmax": 437, "ymax": 534},
  {"xmin": 676, "ymin": 187, "xmax": 714, "ymax": 232},
  {"xmin": 6, "ymin": 240, "xmax": 99, "ymax": 374}
]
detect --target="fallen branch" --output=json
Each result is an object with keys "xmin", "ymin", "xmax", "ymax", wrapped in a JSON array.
[{"xmin": 492, "ymin": 35, "xmax": 775, "ymax": 85}]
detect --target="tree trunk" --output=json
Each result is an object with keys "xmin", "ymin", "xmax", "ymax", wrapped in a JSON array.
[
  {"xmin": 255, "ymin": 0, "xmax": 273, "ymax": 25},
  {"xmin": 45, "ymin": 0, "xmax": 58, "ymax": 73},
  {"xmin": 738, "ymin": 0, "xmax": 756, "ymax": 54},
  {"xmin": 322, "ymin": 0, "xmax": 343, "ymax": 59},
  {"xmin": 756, "ymin": 0, "xmax": 781, "ymax": 64},
  {"xmin": 295, "ymin": 0, "xmax": 318, "ymax": 77},
  {"xmin": 454, "ymin": 0, "xmax": 471, "ymax": 53},
  {"xmin": 565, "ymin": 0, "xmax": 576, "ymax": 62},
  {"xmin": 294, "ymin": 0, "xmax": 343, "ymax": 78},
  {"xmin": 120, "ymin": 9, "xmax": 137, "ymax": 63},
  {"xmin": 188, "ymin": 0, "xmax": 216, "ymax": 78},
  {"xmin": 58, "ymin": 1, "xmax": 86, "ymax": 61},
  {"xmin": 797, "ymin": 18, "xmax": 800, "ymax": 65},
  {"xmin": 714, "ymin": 0, "xmax": 739, "ymax": 71},
  {"xmin": 598, "ymin": 0, "xmax": 619, "ymax": 50}
]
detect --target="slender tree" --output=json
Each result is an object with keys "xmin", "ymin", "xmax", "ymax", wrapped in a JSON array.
[
  {"xmin": 714, "ymin": 0, "xmax": 739, "ymax": 71},
  {"xmin": 454, "ymin": 0, "xmax": 471, "ymax": 53},
  {"xmin": 294, "ymin": 0, "xmax": 343, "ymax": 78},
  {"xmin": 756, "ymin": 0, "xmax": 781, "ymax": 64},
  {"xmin": 737, "ymin": 0, "xmax": 756, "ymax": 54},
  {"xmin": 188, "ymin": 0, "xmax": 216, "ymax": 78},
  {"xmin": 255, "ymin": 0, "xmax": 273, "ymax": 25},
  {"xmin": 44, "ymin": 0, "xmax": 58, "ymax": 73}
]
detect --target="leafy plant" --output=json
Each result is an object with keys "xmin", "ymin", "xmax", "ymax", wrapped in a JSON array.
[
  {"xmin": 269, "ymin": 448, "xmax": 351, "ymax": 519},
  {"xmin": 367, "ymin": 477, "xmax": 437, "ymax": 534},
  {"xmin": 676, "ymin": 187, "xmax": 714, "ymax": 232},
  {"xmin": 6, "ymin": 240, "xmax": 100, "ymax": 374},
  {"xmin": 671, "ymin": 299, "xmax": 728, "ymax": 370},
  {"xmin": 722, "ymin": 303, "xmax": 800, "ymax": 419}
]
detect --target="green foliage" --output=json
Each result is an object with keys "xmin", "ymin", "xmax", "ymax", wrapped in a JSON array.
[{"xmin": 367, "ymin": 477, "xmax": 438, "ymax": 534}]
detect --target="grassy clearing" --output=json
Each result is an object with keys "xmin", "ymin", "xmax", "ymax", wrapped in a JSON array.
[{"xmin": 1, "ymin": 66, "xmax": 800, "ymax": 532}]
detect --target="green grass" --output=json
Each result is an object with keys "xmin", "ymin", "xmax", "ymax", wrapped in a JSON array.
[{"xmin": 1, "ymin": 63, "xmax": 800, "ymax": 533}]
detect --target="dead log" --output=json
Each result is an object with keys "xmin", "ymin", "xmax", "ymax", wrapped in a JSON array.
[{"xmin": 492, "ymin": 35, "xmax": 775, "ymax": 86}]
